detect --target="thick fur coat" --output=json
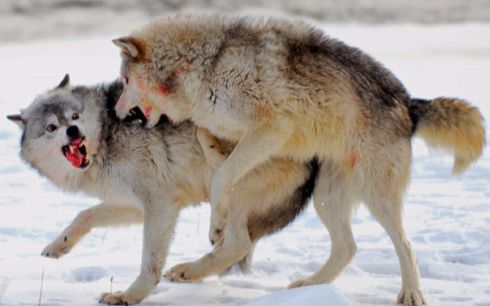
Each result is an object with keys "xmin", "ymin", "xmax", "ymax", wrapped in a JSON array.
[
  {"xmin": 113, "ymin": 14, "xmax": 485, "ymax": 305},
  {"xmin": 8, "ymin": 76, "xmax": 318, "ymax": 305}
]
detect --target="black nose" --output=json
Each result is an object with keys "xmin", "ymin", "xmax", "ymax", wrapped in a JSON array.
[{"xmin": 66, "ymin": 125, "xmax": 81, "ymax": 139}]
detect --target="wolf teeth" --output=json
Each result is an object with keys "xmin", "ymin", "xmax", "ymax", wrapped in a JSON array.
[{"xmin": 79, "ymin": 145, "xmax": 87, "ymax": 156}]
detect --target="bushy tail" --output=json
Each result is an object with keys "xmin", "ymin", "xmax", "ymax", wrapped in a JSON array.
[{"xmin": 409, "ymin": 97, "xmax": 485, "ymax": 174}]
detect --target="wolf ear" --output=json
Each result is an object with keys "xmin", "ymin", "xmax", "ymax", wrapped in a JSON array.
[
  {"xmin": 57, "ymin": 74, "xmax": 70, "ymax": 89},
  {"xmin": 112, "ymin": 37, "xmax": 144, "ymax": 60},
  {"xmin": 7, "ymin": 114, "xmax": 25, "ymax": 129}
]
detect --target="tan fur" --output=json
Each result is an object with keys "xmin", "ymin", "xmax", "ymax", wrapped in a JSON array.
[
  {"xmin": 165, "ymin": 153, "xmax": 310, "ymax": 280},
  {"xmin": 413, "ymin": 97, "xmax": 485, "ymax": 174},
  {"xmin": 113, "ymin": 14, "xmax": 486, "ymax": 305}
]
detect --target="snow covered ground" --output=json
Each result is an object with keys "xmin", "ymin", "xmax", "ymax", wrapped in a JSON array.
[{"xmin": 0, "ymin": 23, "xmax": 489, "ymax": 306}]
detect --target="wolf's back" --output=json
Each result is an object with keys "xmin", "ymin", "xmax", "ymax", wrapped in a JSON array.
[{"xmin": 409, "ymin": 97, "xmax": 485, "ymax": 174}]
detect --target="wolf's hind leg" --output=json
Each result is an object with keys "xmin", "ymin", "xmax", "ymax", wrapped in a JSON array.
[
  {"xmin": 289, "ymin": 162, "xmax": 358, "ymax": 288},
  {"xmin": 361, "ymin": 139, "xmax": 425, "ymax": 305},
  {"xmin": 363, "ymin": 155, "xmax": 425, "ymax": 304},
  {"xmin": 365, "ymin": 195, "xmax": 425, "ymax": 305},
  {"xmin": 41, "ymin": 203, "xmax": 142, "ymax": 258}
]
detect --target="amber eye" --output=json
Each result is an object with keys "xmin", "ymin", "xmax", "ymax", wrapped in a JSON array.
[
  {"xmin": 72, "ymin": 113, "xmax": 80, "ymax": 120},
  {"xmin": 46, "ymin": 124, "xmax": 57, "ymax": 132},
  {"xmin": 123, "ymin": 76, "xmax": 129, "ymax": 85}
]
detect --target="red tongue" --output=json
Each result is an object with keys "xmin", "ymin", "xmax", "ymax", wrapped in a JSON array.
[{"xmin": 65, "ymin": 146, "xmax": 83, "ymax": 168}]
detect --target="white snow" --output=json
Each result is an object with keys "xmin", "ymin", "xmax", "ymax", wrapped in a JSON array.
[
  {"xmin": 0, "ymin": 23, "xmax": 489, "ymax": 306},
  {"xmin": 241, "ymin": 285, "xmax": 350, "ymax": 306}
]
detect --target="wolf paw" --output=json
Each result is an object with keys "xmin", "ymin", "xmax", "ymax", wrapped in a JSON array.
[
  {"xmin": 99, "ymin": 291, "xmax": 133, "ymax": 305},
  {"xmin": 41, "ymin": 236, "xmax": 71, "ymax": 258},
  {"xmin": 164, "ymin": 262, "xmax": 202, "ymax": 282},
  {"xmin": 287, "ymin": 278, "xmax": 316, "ymax": 289},
  {"xmin": 397, "ymin": 288, "xmax": 426, "ymax": 305}
]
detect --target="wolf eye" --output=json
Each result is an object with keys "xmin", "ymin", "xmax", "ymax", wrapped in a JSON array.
[
  {"xmin": 123, "ymin": 76, "xmax": 129, "ymax": 85},
  {"xmin": 46, "ymin": 124, "xmax": 57, "ymax": 132},
  {"xmin": 72, "ymin": 113, "xmax": 80, "ymax": 120}
]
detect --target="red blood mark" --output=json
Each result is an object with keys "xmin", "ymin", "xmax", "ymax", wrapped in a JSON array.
[
  {"xmin": 350, "ymin": 153, "xmax": 360, "ymax": 167},
  {"xmin": 157, "ymin": 84, "xmax": 170, "ymax": 95},
  {"xmin": 144, "ymin": 106, "xmax": 153, "ymax": 119}
]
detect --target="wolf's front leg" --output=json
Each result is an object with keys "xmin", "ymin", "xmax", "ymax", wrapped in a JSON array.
[
  {"xmin": 164, "ymin": 188, "xmax": 260, "ymax": 281},
  {"xmin": 209, "ymin": 207, "xmax": 226, "ymax": 246},
  {"xmin": 164, "ymin": 195, "xmax": 252, "ymax": 282},
  {"xmin": 100, "ymin": 204, "xmax": 179, "ymax": 305},
  {"xmin": 196, "ymin": 127, "xmax": 227, "ymax": 169},
  {"xmin": 210, "ymin": 120, "xmax": 293, "ymax": 217},
  {"xmin": 42, "ymin": 203, "xmax": 142, "ymax": 258},
  {"xmin": 196, "ymin": 127, "xmax": 229, "ymax": 246}
]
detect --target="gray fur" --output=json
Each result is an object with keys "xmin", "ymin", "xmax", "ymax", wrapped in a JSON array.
[{"xmin": 12, "ymin": 79, "xmax": 317, "ymax": 304}]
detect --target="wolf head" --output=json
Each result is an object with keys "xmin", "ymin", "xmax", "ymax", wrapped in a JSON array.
[
  {"xmin": 112, "ymin": 15, "xmax": 222, "ymax": 128},
  {"xmin": 7, "ymin": 75, "xmax": 111, "ymax": 187}
]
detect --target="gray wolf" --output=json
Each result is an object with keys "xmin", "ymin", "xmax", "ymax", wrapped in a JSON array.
[
  {"xmin": 112, "ymin": 14, "xmax": 485, "ymax": 305},
  {"xmin": 7, "ymin": 75, "xmax": 319, "ymax": 305}
]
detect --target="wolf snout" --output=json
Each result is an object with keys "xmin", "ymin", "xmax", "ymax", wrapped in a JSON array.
[
  {"xmin": 114, "ymin": 97, "xmax": 131, "ymax": 119},
  {"xmin": 66, "ymin": 125, "xmax": 81, "ymax": 140},
  {"xmin": 115, "ymin": 104, "xmax": 128, "ymax": 119}
]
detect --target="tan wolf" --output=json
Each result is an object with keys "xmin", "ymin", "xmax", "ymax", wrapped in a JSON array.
[
  {"xmin": 7, "ymin": 76, "xmax": 319, "ymax": 305},
  {"xmin": 112, "ymin": 15, "xmax": 485, "ymax": 305}
]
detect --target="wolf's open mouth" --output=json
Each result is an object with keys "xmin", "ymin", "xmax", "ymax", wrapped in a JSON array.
[
  {"xmin": 124, "ymin": 107, "xmax": 148, "ymax": 126},
  {"xmin": 61, "ymin": 137, "xmax": 89, "ymax": 169}
]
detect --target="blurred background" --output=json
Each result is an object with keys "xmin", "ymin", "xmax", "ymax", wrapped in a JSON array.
[{"xmin": 1, "ymin": 0, "xmax": 490, "ymax": 42}]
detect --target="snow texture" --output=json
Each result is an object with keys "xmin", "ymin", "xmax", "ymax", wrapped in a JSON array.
[
  {"xmin": 241, "ymin": 285, "xmax": 350, "ymax": 306},
  {"xmin": 0, "ymin": 23, "xmax": 489, "ymax": 306},
  {"xmin": 1, "ymin": 0, "xmax": 490, "ymax": 42}
]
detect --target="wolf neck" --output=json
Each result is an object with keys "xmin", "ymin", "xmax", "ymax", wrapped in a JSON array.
[{"xmin": 69, "ymin": 81, "xmax": 125, "ymax": 192}]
